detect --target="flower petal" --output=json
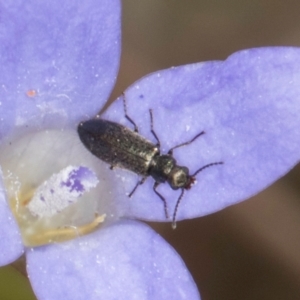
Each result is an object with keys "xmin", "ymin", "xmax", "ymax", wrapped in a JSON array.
[
  {"xmin": 0, "ymin": 181, "xmax": 24, "ymax": 266},
  {"xmin": 0, "ymin": 0, "xmax": 121, "ymax": 138},
  {"xmin": 101, "ymin": 47, "xmax": 300, "ymax": 222},
  {"xmin": 27, "ymin": 220, "xmax": 200, "ymax": 300}
]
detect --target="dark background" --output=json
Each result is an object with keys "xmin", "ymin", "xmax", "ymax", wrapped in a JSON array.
[{"xmin": 110, "ymin": 1, "xmax": 300, "ymax": 299}]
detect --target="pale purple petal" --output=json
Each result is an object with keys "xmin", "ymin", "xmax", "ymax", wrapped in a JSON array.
[
  {"xmin": 101, "ymin": 47, "xmax": 300, "ymax": 222},
  {"xmin": 0, "ymin": 188, "xmax": 24, "ymax": 266},
  {"xmin": 0, "ymin": 0, "xmax": 121, "ymax": 139},
  {"xmin": 27, "ymin": 220, "xmax": 199, "ymax": 300}
]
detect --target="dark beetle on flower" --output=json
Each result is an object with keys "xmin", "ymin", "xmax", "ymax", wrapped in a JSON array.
[{"xmin": 77, "ymin": 94, "xmax": 223, "ymax": 228}]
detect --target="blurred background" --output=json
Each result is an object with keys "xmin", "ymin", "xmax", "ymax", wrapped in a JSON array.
[
  {"xmin": 3, "ymin": 1, "xmax": 300, "ymax": 299},
  {"xmin": 115, "ymin": 1, "xmax": 300, "ymax": 299}
]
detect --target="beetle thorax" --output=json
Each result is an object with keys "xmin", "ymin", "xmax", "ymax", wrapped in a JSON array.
[{"xmin": 149, "ymin": 154, "xmax": 175, "ymax": 183}]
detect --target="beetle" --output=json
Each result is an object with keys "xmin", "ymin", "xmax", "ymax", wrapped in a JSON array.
[{"xmin": 77, "ymin": 94, "xmax": 223, "ymax": 228}]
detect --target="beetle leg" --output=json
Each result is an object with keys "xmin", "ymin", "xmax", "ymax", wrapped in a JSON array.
[
  {"xmin": 153, "ymin": 182, "xmax": 169, "ymax": 219},
  {"xmin": 122, "ymin": 92, "xmax": 139, "ymax": 132},
  {"xmin": 149, "ymin": 109, "xmax": 160, "ymax": 148},
  {"xmin": 168, "ymin": 131, "xmax": 205, "ymax": 155},
  {"xmin": 128, "ymin": 177, "xmax": 147, "ymax": 197}
]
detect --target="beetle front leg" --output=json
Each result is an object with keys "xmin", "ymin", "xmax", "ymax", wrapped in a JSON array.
[{"xmin": 153, "ymin": 182, "xmax": 169, "ymax": 219}]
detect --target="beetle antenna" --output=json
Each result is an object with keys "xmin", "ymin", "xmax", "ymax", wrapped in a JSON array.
[
  {"xmin": 172, "ymin": 162, "xmax": 224, "ymax": 229},
  {"xmin": 172, "ymin": 189, "xmax": 185, "ymax": 229},
  {"xmin": 192, "ymin": 161, "xmax": 223, "ymax": 177}
]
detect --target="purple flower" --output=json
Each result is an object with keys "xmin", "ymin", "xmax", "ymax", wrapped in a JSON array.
[{"xmin": 1, "ymin": 1, "xmax": 300, "ymax": 299}]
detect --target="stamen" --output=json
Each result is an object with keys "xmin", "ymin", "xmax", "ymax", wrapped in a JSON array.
[{"xmin": 24, "ymin": 213, "xmax": 106, "ymax": 247}]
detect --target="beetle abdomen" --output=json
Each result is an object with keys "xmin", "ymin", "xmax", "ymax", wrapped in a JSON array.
[{"xmin": 78, "ymin": 119, "xmax": 158, "ymax": 176}]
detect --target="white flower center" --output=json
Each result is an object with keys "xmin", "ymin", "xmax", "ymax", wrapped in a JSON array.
[{"xmin": 0, "ymin": 129, "xmax": 117, "ymax": 247}]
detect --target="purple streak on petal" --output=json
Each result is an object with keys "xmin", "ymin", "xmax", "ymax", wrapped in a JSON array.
[
  {"xmin": 0, "ymin": 0, "xmax": 121, "ymax": 139},
  {"xmin": 27, "ymin": 220, "xmax": 200, "ymax": 300},
  {"xmin": 0, "ymin": 185, "xmax": 24, "ymax": 266},
  {"xmin": 101, "ymin": 47, "xmax": 300, "ymax": 222}
]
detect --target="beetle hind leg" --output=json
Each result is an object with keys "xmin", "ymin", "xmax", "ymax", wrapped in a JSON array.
[{"xmin": 128, "ymin": 177, "xmax": 147, "ymax": 197}]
